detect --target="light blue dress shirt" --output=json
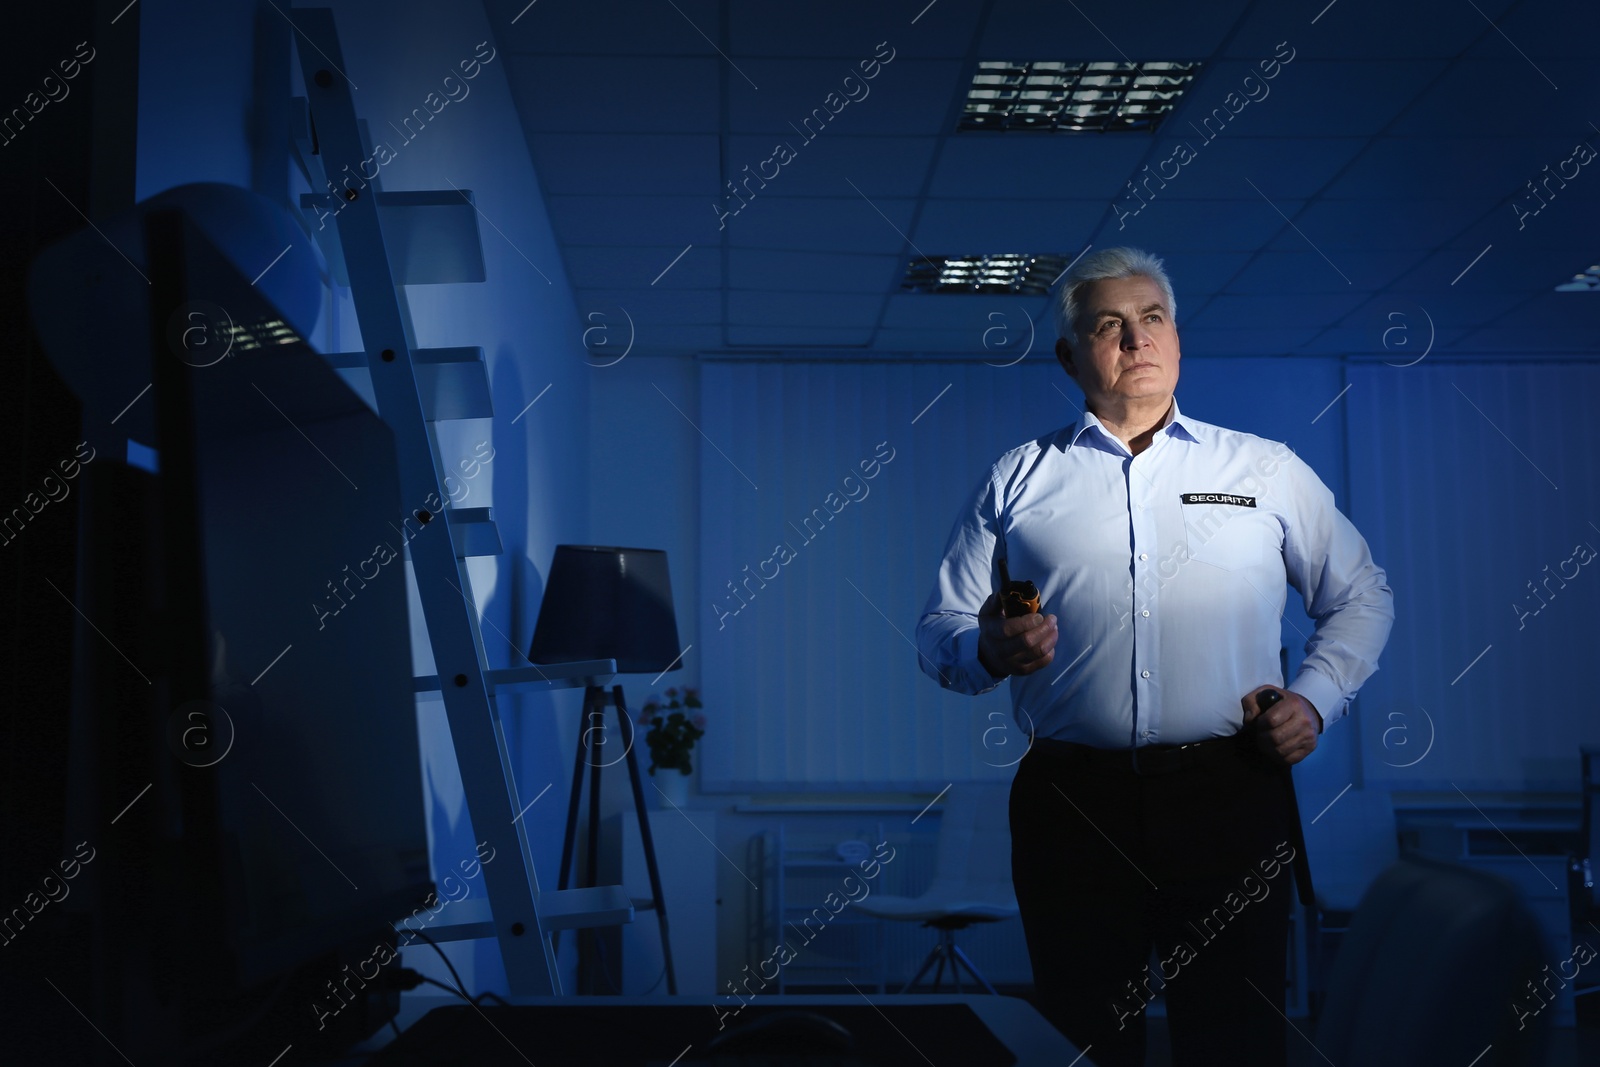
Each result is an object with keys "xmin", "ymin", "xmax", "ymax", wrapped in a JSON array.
[{"xmin": 915, "ymin": 399, "xmax": 1394, "ymax": 749}]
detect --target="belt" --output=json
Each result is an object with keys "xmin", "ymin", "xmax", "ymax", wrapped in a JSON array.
[
  {"xmin": 1031, "ymin": 730, "xmax": 1316, "ymax": 907},
  {"xmin": 1034, "ymin": 733, "xmax": 1250, "ymax": 776}
]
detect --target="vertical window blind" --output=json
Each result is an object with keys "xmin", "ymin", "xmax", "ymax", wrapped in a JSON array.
[
  {"xmin": 1345, "ymin": 362, "xmax": 1600, "ymax": 790},
  {"xmin": 698, "ymin": 360, "xmax": 1075, "ymax": 790}
]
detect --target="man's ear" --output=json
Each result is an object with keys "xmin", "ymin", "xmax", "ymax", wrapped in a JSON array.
[{"xmin": 1055, "ymin": 337, "xmax": 1077, "ymax": 380}]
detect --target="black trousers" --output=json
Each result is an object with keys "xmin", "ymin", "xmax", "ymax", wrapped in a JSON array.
[{"xmin": 1010, "ymin": 735, "xmax": 1296, "ymax": 1067}]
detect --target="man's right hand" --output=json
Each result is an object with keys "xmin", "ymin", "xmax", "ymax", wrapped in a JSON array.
[{"xmin": 976, "ymin": 593, "xmax": 1058, "ymax": 679}]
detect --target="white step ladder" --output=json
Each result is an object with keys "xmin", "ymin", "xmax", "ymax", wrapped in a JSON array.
[{"xmin": 289, "ymin": 7, "xmax": 631, "ymax": 996}]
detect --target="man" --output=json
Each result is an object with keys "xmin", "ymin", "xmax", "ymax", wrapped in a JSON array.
[{"xmin": 914, "ymin": 248, "xmax": 1393, "ymax": 1067}]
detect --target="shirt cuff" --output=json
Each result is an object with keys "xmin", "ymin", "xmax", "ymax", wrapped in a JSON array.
[
  {"xmin": 955, "ymin": 627, "xmax": 1006, "ymax": 695},
  {"xmin": 1287, "ymin": 669, "xmax": 1345, "ymax": 731}
]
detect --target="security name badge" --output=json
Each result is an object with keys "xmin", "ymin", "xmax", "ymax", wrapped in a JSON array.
[{"xmin": 1180, "ymin": 493, "xmax": 1256, "ymax": 507}]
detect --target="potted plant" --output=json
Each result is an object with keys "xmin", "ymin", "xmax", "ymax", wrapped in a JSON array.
[{"xmin": 638, "ymin": 687, "xmax": 705, "ymax": 806}]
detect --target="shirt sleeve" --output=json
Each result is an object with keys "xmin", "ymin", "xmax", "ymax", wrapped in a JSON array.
[
  {"xmin": 915, "ymin": 464, "xmax": 1008, "ymax": 695},
  {"xmin": 1278, "ymin": 451, "xmax": 1395, "ymax": 729}
]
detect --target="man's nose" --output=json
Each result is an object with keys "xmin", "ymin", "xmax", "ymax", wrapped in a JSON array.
[{"xmin": 1121, "ymin": 323, "xmax": 1151, "ymax": 349}]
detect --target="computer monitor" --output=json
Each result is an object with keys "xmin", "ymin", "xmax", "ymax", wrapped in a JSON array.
[{"xmin": 30, "ymin": 205, "xmax": 435, "ymax": 1064}]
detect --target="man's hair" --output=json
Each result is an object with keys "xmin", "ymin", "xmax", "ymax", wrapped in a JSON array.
[{"xmin": 1052, "ymin": 247, "xmax": 1176, "ymax": 339}]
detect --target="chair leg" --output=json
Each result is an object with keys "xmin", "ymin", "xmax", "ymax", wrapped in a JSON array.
[
  {"xmin": 951, "ymin": 942, "xmax": 999, "ymax": 995},
  {"xmin": 899, "ymin": 942, "xmax": 946, "ymax": 994},
  {"xmin": 946, "ymin": 931, "xmax": 963, "ymax": 993},
  {"xmin": 898, "ymin": 928, "xmax": 1001, "ymax": 994}
]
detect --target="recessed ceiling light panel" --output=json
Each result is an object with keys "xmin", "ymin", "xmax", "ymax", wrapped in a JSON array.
[
  {"xmin": 960, "ymin": 60, "xmax": 1199, "ymax": 133},
  {"xmin": 902, "ymin": 254, "xmax": 1068, "ymax": 295}
]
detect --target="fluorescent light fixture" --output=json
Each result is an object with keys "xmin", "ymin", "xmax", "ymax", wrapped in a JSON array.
[
  {"xmin": 960, "ymin": 60, "xmax": 1199, "ymax": 133},
  {"xmin": 1554, "ymin": 264, "xmax": 1600, "ymax": 291},
  {"xmin": 902, "ymin": 254, "xmax": 1069, "ymax": 295},
  {"xmin": 226, "ymin": 317, "xmax": 303, "ymax": 351}
]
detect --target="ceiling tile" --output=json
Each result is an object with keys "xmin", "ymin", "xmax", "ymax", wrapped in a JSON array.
[
  {"xmin": 572, "ymin": 288, "xmax": 721, "ymax": 325},
  {"xmin": 1318, "ymin": 137, "xmax": 1554, "ymax": 202},
  {"xmin": 1141, "ymin": 137, "xmax": 1364, "ymax": 200},
  {"xmin": 504, "ymin": 57, "xmax": 720, "ymax": 133},
  {"xmin": 879, "ymin": 293, "xmax": 1050, "ymax": 336},
  {"xmin": 1172, "ymin": 327, "xmax": 1329, "ymax": 355},
  {"xmin": 1452, "ymin": 324, "xmax": 1595, "ymax": 353},
  {"xmin": 978, "ymin": 0, "xmax": 1250, "ymax": 58},
  {"xmin": 1476, "ymin": 289, "xmax": 1599, "ymax": 332},
  {"xmin": 728, "ymin": 291, "xmax": 882, "ymax": 327},
  {"xmin": 869, "ymin": 328, "xmax": 1041, "ymax": 354},
  {"xmin": 1183, "ymin": 292, "xmax": 1371, "ymax": 330},
  {"xmin": 728, "ymin": 249, "xmax": 901, "ymax": 292},
  {"xmin": 1176, "ymin": 60, "xmax": 1447, "ymax": 140},
  {"xmin": 1156, "ymin": 252, "xmax": 1255, "ymax": 302},
  {"xmin": 1221, "ymin": 0, "xmax": 1516, "ymax": 60},
  {"xmin": 528, "ymin": 134, "xmax": 718, "ymax": 195},
  {"xmin": 729, "ymin": 2, "xmax": 979, "ymax": 59},
  {"xmin": 726, "ymin": 325, "xmax": 874, "ymax": 346},
  {"xmin": 721, "ymin": 135, "xmax": 938, "ymax": 198},
  {"xmin": 545, "ymin": 195, "xmax": 711, "ymax": 246},
  {"xmin": 1292, "ymin": 324, "xmax": 1472, "ymax": 356},
  {"xmin": 929, "ymin": 135, "xmax": 1155, "ymax": 199},
  {"xmin": 560, "ymin": 244, "xmax": 721, "ymax": 289},
  {"xmin": 1391, "ymin": 238, "xmax": 1589, "ymax": 295},
  {"xmin": 1334, "ymin": 289, "xmax": 1529, "ymax": 335},
  {"xmin": 1387, "ymin": 61, "xmax": 1597, "ymax": 138},
  {"xmin": 1464, "ymin": 3, "xmax": 1600, "ymax": 62},
  {"xmin": 723, "ymin": 196, "xmax": 919, "ymax": 254},
  {"xmin": 1100, "ymin": 197, "xmax": 1308, "ymax": 251},
  {"xmin": 1265, "ymin": 200, "xmax": 1489, "ymax": 252},
  {"xmin": 496, "ymin": 0, "xmax": 722, "ymax": 55},
  {"xmin": 1222, "ymin": 250, "xmax": 1414, "ymax": 294},
  {"xmin": 911, "ymin": 198, "xmax": 1105, "ymax": 249},
  {"xmin": 727, "ymin": 60, "xmax": 963, "ymax": 136},
  {"xmin": 1438, "ymin": 188, "xmax": 1600, "ymax": 253}
]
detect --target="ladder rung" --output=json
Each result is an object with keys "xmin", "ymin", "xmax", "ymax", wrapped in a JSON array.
[
  {"xmin": 299, "ymin": 189, "xmax": 486, "ymax": 286},
  {"xmin": 541, "ymin": 885, "xmax": 635, "ymax": 931},
  {"xmin": 446, "ymin": 506, "xmax": 501, "ymax": 558},
  {"xmin": 324, "ymin": 347, "xmax": 491, "ymax": 421},
  {"xmin": 414, "ymin": 660, "xmax": 617, "ymax": 694},
  {"xmin": 403, "ymin": 895, "xmax": 495, "ymax": 943}
]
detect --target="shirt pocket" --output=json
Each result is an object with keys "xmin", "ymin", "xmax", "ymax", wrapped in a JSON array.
[{"xmin": 1183, "ymin": 504, "xmax": 1272, "ymax": 570}]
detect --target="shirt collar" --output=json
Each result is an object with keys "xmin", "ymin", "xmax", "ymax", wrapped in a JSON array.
[{"xmin": 1063, "ymin": 397, "xmax": 1204, "ymax": 452}]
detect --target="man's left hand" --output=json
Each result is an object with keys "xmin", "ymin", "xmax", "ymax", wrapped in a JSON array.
[{"xmin": 1241, "ymin": 686, "xmax": 1321, "ymax": 767}]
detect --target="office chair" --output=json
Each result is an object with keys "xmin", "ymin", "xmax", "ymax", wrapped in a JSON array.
[
  {"xmin": 855, "ymin": 784, "xmax": 1019, "ymax": 994},
  {"xmin": 1314, "ymin": 855, "xmax": 1549, "ymax": 1067}
]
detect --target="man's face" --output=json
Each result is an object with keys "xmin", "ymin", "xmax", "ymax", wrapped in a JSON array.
[{"xmin": 1055, "ymin": 275, "xmax": 1181, "ymax": 408}]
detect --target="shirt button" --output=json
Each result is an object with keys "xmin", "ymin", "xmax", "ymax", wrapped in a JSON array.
[
  {"xmin": 1139, "ymin": 552, "xmax": 1149, "ymax": 561},
  {"xmin": 1141, "ymin": 670, "xmax": 1151, "ymax": 678},
  {"xmin": 1141, "ymin": 609, "xmax": 1150, "ymax": 617}
]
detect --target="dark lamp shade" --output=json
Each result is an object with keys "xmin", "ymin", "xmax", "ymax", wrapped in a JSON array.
[{"xmin": 528, "ymin": 545, "xmax": 682, "ymax": 674}]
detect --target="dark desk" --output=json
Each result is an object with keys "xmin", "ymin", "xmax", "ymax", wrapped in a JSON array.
[{"xmin": 345, "ymin": 993, "xmax": 1088, "ymax": 1066}]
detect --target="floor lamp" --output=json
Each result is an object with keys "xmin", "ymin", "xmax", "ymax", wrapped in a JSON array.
[{"xmin": 529, "ymin": 545, "xmax": 681, "ymax": 995}]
